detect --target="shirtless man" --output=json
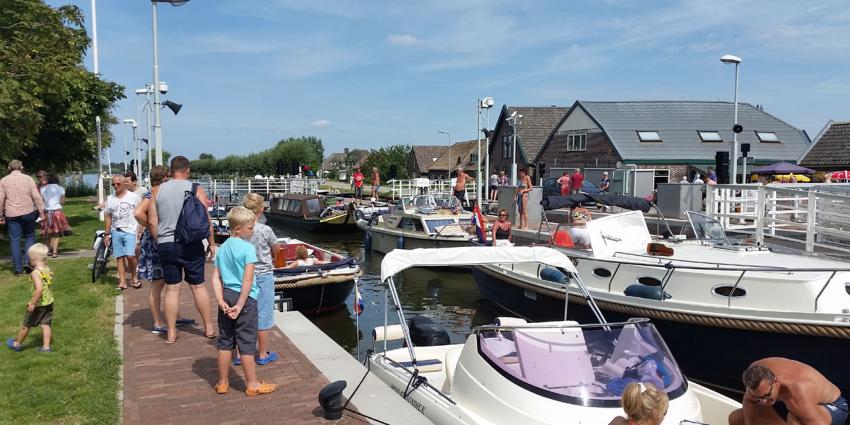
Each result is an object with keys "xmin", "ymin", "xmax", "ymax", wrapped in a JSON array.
[
  {"xmin": 453, "ymin": 166, "xmax": 472, "ymax": 206},
  {"xmin": 729, "ymin": 357, "xmax": 847, "ymax": 425},
  {"xmin": 516, "ymin": 169, "xmax": 532, "ymax": 229}
]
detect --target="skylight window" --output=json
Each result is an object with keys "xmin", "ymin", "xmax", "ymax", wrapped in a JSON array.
[
  {"xmin": 698, "ymin": 131, "xmax": 723, "ymax": 142},
  {"xmin": 637, "ymin": 131, "xmax": 662, "ymax": 142},
  {"xmin": 756, "ymin": 131, "xmax": 780, "ymax": 143}
]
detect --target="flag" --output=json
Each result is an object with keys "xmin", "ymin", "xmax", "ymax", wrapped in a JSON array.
[
  {"xmin": 472, "ymin": 204, "xmax": 488, "ymax": 244},
  {"xmin": 353, "ymin": 278, "xmax": 365, "ymax": 315}
]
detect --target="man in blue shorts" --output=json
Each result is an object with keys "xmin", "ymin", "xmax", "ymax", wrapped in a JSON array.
[{"xmin": 105, "ymin": 175, "xmax": 140, "ymax": 290}]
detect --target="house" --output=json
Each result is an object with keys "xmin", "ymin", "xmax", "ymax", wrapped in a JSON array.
[
  {"xmin": 427, "ymin": 140, "xmax": 481, "ymax": 179},
  {"xmin": 408, "ymin": 145, "xmax": 448, "ymax": 178},
  {"xmin": 535, "ymin": 101, "xmax": 811, "ymax": 184},
  {"xmin": 800, "ymin": 121, "xmax": 850, "ymax": 172},
  {"xmin": 322, "ymin": 148, "xmax": 369, "ymax": 179},
  {"xmin": 487, "ymin": 105, "xmax": 569, "ymax": 182}
]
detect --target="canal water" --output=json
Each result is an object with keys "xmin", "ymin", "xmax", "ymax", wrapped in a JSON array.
[{"xmin": 266, "ymin": 222, "xmax": 498, "ymax": 361}]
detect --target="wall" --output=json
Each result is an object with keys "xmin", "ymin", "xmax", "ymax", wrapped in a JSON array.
[{"xmin": 537, "ymin": 131, "xmax": 620, "ymax": 179}]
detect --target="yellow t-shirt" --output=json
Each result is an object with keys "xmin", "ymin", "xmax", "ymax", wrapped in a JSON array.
[{"xmin": 31, "ymin": 268, "xmax": 54, "ymax": 306}]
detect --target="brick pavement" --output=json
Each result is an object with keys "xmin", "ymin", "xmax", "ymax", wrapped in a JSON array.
[{"xmin": 122, "ymin": 263, "xmax": 368, "ymax": 425}]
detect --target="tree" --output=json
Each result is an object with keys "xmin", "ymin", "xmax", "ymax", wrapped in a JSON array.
[
  {"xmin": 363, "ymin": 144, "xmax": 411, "ymax": 180},
  {"xmin": 198, "ymin": 153, "xmax": 215, "ymax": 160},
  {"xmin": 0, "ymin": 1, "xmax": 125, "ymax": 172}
]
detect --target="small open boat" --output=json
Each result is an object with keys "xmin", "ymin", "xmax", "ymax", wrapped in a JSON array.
[{"xmin": 272, "ymin": 237, "xmax": 360, "ymax": 314}]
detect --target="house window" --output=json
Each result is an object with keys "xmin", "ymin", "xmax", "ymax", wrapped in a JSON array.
[
  {"xmin": 637, "ymin": 131, "xmax": 662, "ymax": 142},
  {"xmin": 502, "ymin": 135, "xmax": 513, "ymax": 159},
  {"xmin": 470, "ymin": 153, "xmax": 478, "ymax": 164},
  {"xmin": 698, "ymin": 131, "xmax": 723, "ymax": 142},
  {"xmin": 653, "ymin": 169, "xmax": 670, "ymax": 188},
  {"xmin": 756, "ymin": 131, "xmax": 780, "ymax": 143},
  {"xmin": 567, "ymin": 132, "xmax": 587, "ymax": 151}
]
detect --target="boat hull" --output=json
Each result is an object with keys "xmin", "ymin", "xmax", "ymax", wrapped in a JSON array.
[
  {"xmin": 472, "ymin": 265, "xmax": 850, "ymax": 396},
  {"xmin": 266, "ymin": 211, "xmax": 357, "ymax": 233},
  {"xmin": 275, "ymin": 275, "xmax": 356, "ymax": 315},
  {"xmin": 359, "ymin": 222, "xmax": 473, "ymax": 254}
]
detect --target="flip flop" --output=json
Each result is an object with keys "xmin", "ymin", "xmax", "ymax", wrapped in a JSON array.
[
  {"xmin": 131, "ymin": 281, "xmax": 143, "ymax": 289},
  {"xmin": 165, "ymin": 334, "xmax": 179, "ymax": 344},
  {"xmin": 204, "ymin": 331, "xmax": 217, "ymax": 339},
  {"xmin": 214, "ymin": 382, "xmax": 229, "ymax": 394},
  {"xmin": 256, "ymin": 352, "xmax": 280, "ymax": 365},
  {"xmin": 245, "ymin": 381, "xmax": 278, "ymax": 397},
  {"xmin": 116, "ymin": 285, "xmax": 128, "ymax": 290},
  {"xmin": 6, "ymin": 338, "xmax": 22, "ymax": 352},
  {"xmin": 232, "ymin": 356, "xmax": 242, "ymax": 366}
]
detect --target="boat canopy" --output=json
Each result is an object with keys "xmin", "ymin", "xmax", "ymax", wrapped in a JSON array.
[
  {"xmin": 380, "ymin": 246, "xmax": 578, "ymax": 281},
  {"xmin": 542, "ymin": 193, "xmax": 652, "ymax": 213}
]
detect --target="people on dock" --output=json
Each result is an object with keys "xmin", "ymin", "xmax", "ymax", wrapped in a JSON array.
[
  {"xmin": 242, "ymin": 193, "xmax": 281, "ymax": 366},
  {"xmin": 40, "ymin": 174, "xmax": 71, "ymax": 258},
  {"xmin": 608, "ymin": 382, "xmax": 669, "ymax": 425},
  {"xmin": 150, "ymin": 156, "xmax": 217, "ymax": 344},
  {"xmin": 489, "ymin": 169, "xmax": 499, "ymax": 201},
  {"xmin": 729, "ymin": 357, "xmax": 847, "ymax": 425},
  {"xmin": 371, "ymin": 167, "xmax": 380, "ymax": 201},
  {"xmin": 285, "ymin": 245, "xmax": 327, "ymax": 268},
  {"xmin": 516, "ymin": 168, "xmax": 532, "ymax": 230},
  {"xmin": 211, "ymin": 206, "xmax": 277, "ymax": 397},
  {"xmin": 0, "ymin": 159, "xmax": 45, "ymax": 275},
  {"xmin": 124, "ymin": 170, "xmax": 145, "ymax": 197},
  {"xmin": 352, "ymin": 167, "xmax": 364, "ymax": 200},
  {"xmin": 600, "ymin": 171, "xmax": 610, "ymax": 193},
  {"xmin": 557, "ymin": 171, "xmax": 571, "ymax": 196},
  {"xmin": 491, "ymin": 208, "xmax": 512, "ymax": 246},
  {"xmin": 6, "ymin": 243, "xmax": 55, "ymax": 353},
  {"xmin": 707, "ymin": 166, "xmax": 718, "ymax": 185},
  {"xmin": 453, "ymin": 166, "xmax": 472, "ymax": 206},
  {"xmin": 105, "ymin": 174, "xmax": 141, "ymax": 290},
  {"xmin": 499, "ymin": 170, "xmax": 508, "ymax": 187},
  {"xmin": 570, "ymin": 168, "xmax": 584, "ymax": 195}
]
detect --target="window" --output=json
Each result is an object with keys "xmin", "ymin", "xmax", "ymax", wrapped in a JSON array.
[
  {"xmin": 567, "ymin": 132, "xmax": 587, "ymax": 151},
  {"xmin": 502, "ymin": 135, "xmax": 513, "ymax": 159},
  {"xmin": 698, "ymin": 131, "xmax": 723, "ymax": 142},
  {"xmin": 637, "ymin": 131, "xmax": 662, "ymax": 142},
  {"xmin": 756, "ymin": 131, "xmax": 780, "ymax": 143},
  {"xmin": 306, "ymin": 198, "xmax": 321, "ymax": 215},
  {"xmin": 470, "ymin": 153, "xmax": 478, "ymax": 163},
  {"xmin": 653, "ymin": 169, "xmax": 670, "ymax": 188}
]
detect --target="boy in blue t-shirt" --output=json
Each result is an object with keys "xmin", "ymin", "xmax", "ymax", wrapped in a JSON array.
[{"xmin": 211, "ymin": 206, "xmax": 277, "ymax": 397}]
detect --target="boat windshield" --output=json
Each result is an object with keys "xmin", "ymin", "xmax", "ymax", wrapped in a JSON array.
[
  {"xmin": 477, "ymin": 321, "xmax": 686, "ymax": 407},
  {"xmin": 686, "ymin": 211, "xmax": 729, "ymax": 245},
  {"xmin": 433, "ymin": 194, "xmax": 462, "ymax": 210}
]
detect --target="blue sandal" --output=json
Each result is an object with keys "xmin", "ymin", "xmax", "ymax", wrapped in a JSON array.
[
  {"xmin": 256, "ymin": 352, "xmax": 280, "ymax": 365},
  {"xmin": 6, "ymin": 338, "xmax": 22, "ymax": 352}
]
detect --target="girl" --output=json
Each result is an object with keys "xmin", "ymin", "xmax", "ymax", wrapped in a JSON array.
[
  {"xmin": 285, "ymin": 245, "xmax": 327, "ymax": 268},
  {"xmin": 40, "ymin": 174, "xmax": 71, "ymax": 257},
  {"xmin": 608, "ymin": 382, "xmax": 668, "ymax": 425}
]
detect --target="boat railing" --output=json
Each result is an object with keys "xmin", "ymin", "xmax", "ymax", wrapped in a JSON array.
[{"xmin": 472, "ymin": 318, "xmax": 648, "ymax": 334}]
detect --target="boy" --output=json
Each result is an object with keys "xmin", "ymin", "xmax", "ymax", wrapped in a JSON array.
[
  {"xmin": 241, "ymin": 193, "xmax": 280, "ymax": 365},
  {"xmin": 211, "ymin": 206, "xmax": 277, "ymax": 396},
  {"xmin": 7, "ymin": 243, "xmax": 54, "ymax": 352}
]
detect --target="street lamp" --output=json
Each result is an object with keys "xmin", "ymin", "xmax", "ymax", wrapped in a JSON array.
[
  {"xmin": 476, "ymin": 97, "xmax": 494, "ymax": 207},
  {"xmin": 438, "ymin": 130, "xmax": 452, "ymax": 180},
  {"xmin": 151, "ymin": 0, "xmax": 189, "ymax": 166},
  {"xmin": 141, "ymin": 138, "xmax": 152, "ymax": 175},
  {"xmin": 721, "ymin": 54, "xmax": 742, "ymax": 184},
  {"xmin": 506, "ymin": 111, "xmax": 522, "ymax": 185},
  {"xmin": 122, "ymin": 119, "xmax": 139, "ymax": 176}
]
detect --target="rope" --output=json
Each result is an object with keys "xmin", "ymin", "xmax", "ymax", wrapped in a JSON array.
[
  {"xmin": 341, "ymin": 349, "xmax": 392, "ymax": 425},
  {"xmin": 274, "ymin": 271, "xmax": 361, "ymax": 289}
]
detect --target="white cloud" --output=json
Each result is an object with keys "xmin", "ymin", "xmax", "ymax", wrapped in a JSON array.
[
  {"xmin": 311, "ymin": 119, "xmax": 332, "ymax": 128},
  {"xmin": 387, "ymin": 34, "xmax": 420, "ymax": 46}
]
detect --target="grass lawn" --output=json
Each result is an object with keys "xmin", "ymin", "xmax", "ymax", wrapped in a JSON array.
[{"xmin": 0, "ymin": 197, "xmax": 101, "ymax": 259}]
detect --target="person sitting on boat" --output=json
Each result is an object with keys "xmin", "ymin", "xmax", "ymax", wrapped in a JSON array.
[
  {"xmin": 608, "ymin": 382, "xmax": 668, "ymax": 425},
  {"xmin": 491, "ymin": 208, "xmax": 512, "ymax": 247},
  {"xmin": 729, "ymin": 357, "xmax": 847, "ymax": 425},
  {"xmin": 285, "ymin": 245, "xmax": 327, "ymax": 268},
  {"xmin": 568, "ymin": 206, "xmax": 592, "ymax": 248}
]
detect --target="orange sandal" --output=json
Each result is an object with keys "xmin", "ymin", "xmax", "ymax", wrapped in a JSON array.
[
  {"xmin": 214, "ymin": 382, "xmax": 229, "ymax": 394},
  {"xmin": 245, "ymin": 381, "xmax": 278, "ymax": 397}
]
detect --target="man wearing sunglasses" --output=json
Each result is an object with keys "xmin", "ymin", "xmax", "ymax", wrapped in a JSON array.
[
  {"xmin": 729, "ymin": 357, "xmax": 847, "ymax": 425},
  {"xmin": 104, "ymin": 175, "xmax": 141, "ymax": 290}
]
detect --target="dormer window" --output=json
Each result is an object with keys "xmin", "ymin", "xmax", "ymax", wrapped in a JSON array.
[
  {"xmin": 637, "ymin": 131, "xmax": 662, "ymax": 142},
  {"xmin": 756, "ymin": 131, "xmax": 780, "ymax": 143},
  {"xmin": 698, "ymin": 131, "xmax": 723, "ymax": 142},
  {"xmin": 431, "ymin": 157, "xmax": 438, "ymax": 162}
]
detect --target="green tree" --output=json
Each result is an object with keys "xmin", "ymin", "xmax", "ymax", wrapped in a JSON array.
[
  {"xmin": 0, "ymin": 1, "xmax": 125, "ymax": 172},
  {"xmin": 363, "ymin": 144, "xmax": 411, "ymax": 179},
  {"xmin": 198, "ymin": 153, "xmax": 215, "ymax": 160}
]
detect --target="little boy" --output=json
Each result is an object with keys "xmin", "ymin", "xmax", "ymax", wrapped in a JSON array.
[
  {"xmin": 242, "ymin": 193, "xmax": 280, "ymax": 365},
  {"xmin": 7, "ymin": 243, "xmax": 54, "ymax": 352},
  {"xmin": 211, "ymin": 206, "xmax": 277, "ymax": 396}
]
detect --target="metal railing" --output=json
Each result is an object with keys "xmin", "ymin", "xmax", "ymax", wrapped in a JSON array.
[
  {"xmin": 193, "ymin": 177, "xmax": 324, "ymax": 201},
  {"xmin": 386, "ymin": 178, "xmax": 478, "ymax": 201}
]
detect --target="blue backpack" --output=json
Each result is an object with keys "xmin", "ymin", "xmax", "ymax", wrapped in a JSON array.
[{"xmin": 175, "ymin": 183, "xmax": 210, "ymax": 244}]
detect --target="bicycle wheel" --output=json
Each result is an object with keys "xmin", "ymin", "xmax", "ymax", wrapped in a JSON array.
[
  {"xmin": 99, "ymin": 245, "xmax": 111, "ymax": 276},
  {"xmin": 92, "ymin": 241, "xmax": 107, "ymax": 282}
]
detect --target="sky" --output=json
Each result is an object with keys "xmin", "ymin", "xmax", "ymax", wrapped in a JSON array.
[{"xmin": 51, "ymin": 0, "xmax": 850, "ymax": 164}]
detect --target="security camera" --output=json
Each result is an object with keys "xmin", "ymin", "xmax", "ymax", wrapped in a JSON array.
[{"xmin": 157, "ymin": 82, "xmax": 168, "ymax": 94}]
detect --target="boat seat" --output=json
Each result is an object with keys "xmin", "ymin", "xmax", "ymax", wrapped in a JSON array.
[
  {"xmin": 395, "ymin": 358, "xmax": 443, "ymax": 373},
  {"xmin": 552, "ymin": 230, "xmax": 574, "ymax": 248},
  {"xmin": 441, "ymin": 347, "xmax": 464, "ymax": 394}
]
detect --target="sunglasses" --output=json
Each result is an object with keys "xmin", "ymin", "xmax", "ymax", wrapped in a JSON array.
[
  {"xmin": 499, "ymin": 214, "xmax": 507, "ymax": 217},
  {"xmin": 749, "ymin": 379, "xmax": 776, "ymax": 401}
]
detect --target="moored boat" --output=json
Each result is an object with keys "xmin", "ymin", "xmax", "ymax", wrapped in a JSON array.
[{"xmin": 266, "ymin": 193, "xmax": 357, "ymax": 233}]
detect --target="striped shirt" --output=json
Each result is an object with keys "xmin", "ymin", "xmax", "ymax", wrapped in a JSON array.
[{"xmin": 0, "ymin": 170, "xmax": 44, "ymax": 218}]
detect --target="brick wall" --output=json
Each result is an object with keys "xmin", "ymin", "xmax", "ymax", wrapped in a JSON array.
[{"xmin": 536, "ymin": 131, "xmax": 620, "ymax": 179}]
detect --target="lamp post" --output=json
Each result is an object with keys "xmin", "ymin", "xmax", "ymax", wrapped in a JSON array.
[
  {"xmin": 122, "ymin": 119, "xmax": 139, "ymax": 176},
  {"xmin": 151, "ymin": 0, "xmax": 189, "ymax": 166},
  {"xmin": 141, "ymin": 138, "xmax": 152, "ymax": 174},
  {"xmin": 506, "ymin": 111, "xmax": 522, "ymax": 186},
  {"xmin": 721, "ymin": 54, "xmax": 742, "ymax": 184},
  {"xmin": 90, "ymin": 0, "xmax": 104, "ymax": 218},
  {"xmin": 438, "ymin": 130, "xmax": 452, "ymax": 180},
  {"xmin": 476, "ymin": 97, "xmax": 494, "ymax": 207}
]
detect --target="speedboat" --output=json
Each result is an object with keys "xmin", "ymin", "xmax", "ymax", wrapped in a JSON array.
[
  {"xmin": 271, "ymin": 237, "xmax": 360, "ymax": 314},
  {"xmin": 367, "ymin": 246, "xmax": 740, "ymax": 424},
  {"xmin": 472, "ymin": 206, "xmax": 850, "ymax": 394},
  {"xmin": 358, "ymin": 193, "xmax": 475, "ymax": 254}
]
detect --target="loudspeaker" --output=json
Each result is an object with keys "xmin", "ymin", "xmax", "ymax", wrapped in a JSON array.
[{"xmin": 715, "ymin": 151, "xmax": 730, "ymax": 184}]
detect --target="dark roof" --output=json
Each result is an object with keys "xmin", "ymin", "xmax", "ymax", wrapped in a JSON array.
[
  {"xmin": 274, "ymin": 193, "xmax": 321, "ymax": 201},
  {"xmin": 429, "ymin": 140, "xmax": 480, "ymax": 171},
  {"xmin": 508, "ymin": 106, "xmax": 569, "ymax": 160},
  {"xmin": 800, "ymin": 121, "xmax": 850, "ymax": 169},
  {"xmin": 322, "ymin": 149, "xmax": 369, "ymax": 170},
  {"xmin": 411, "ymin": 145, "xmax": 448, "ymax": 174}
]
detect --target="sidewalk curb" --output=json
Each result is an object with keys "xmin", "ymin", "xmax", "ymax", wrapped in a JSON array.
[{"xmin": 114, "ymin": 294, "xmax": 124, "ymax": 415}]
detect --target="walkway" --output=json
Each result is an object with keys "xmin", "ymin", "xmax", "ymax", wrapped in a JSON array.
[{"xmin": 121, "ymin": 263, "xmax": 367, "ymax": 425}]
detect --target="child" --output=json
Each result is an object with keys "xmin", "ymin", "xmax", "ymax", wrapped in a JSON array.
[
  {"xmin": 241, "ymin": 193, "xmax": 280, "ymax": 366},
  {"xmin": 608, "ymin": 382, "xmax": 669, "ymax": 425},
  {"xmin": 211, "ymin": 206, "xmax": 277, "ymax": 396},
  {"xmin": 284, "ymin": 245, "xmax": 327, "ymax": 268},
  {"xmin": 7, "ymin": 243, "xmax": 54, "ymax": 352}
]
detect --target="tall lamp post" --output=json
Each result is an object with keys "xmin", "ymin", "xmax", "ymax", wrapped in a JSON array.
[
  {"xmin": 721, "ymin": 54, "xmax": 742, "ymax": 184},
  {"xmin": 438, "ymin": 130, "xmax": 452, "ymax": 180},
  {"xmin": 122, "ymin": 119, "xmax": 139, "ymax": 176},
  {"xmin": 90, "ymin": 0, "xmax": 104, "ymax": 218},
  {"xmin": 476, "ymin": 97, "xmax": 494, "ymax": 207},
  {"xmin": 151, "ymin": 0, "xmax": 189, "ymax": 166},
  {"xmin": 506, "ymin": 111, "xmax": 522, "ymax": 186}
]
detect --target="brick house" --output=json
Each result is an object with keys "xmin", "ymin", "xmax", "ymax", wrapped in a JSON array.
[
  {"xmin": 487, "ymin": 105, "xmax": 569, "ymax": 182},
  {"xmin": 800, "ymin": 121, "xmax": 850, "ymax": 172},
  {"xmin": 408, "ymin": 145, "xmax": 448, "ymax": 178},
  {"xmin": 427, "ymin": 140, "xmax": 480, "ymax": 179},
  {"xmin": 535, "ymin": 101, "xmax": 811, "ymax": 185}
]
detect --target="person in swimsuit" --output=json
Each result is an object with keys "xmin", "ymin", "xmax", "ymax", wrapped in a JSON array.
[
  {"xmin": 491, "ymin": 208, "xmax": 512, "ymax": 246},
  {"xmin": 608, "ymin": 382, "xmax": 668, "ymax": 425},
  {"xmin": 454, "ymin": 166, "xmax": 472, "ymax": 206},
  {"xmin": 568, "ymin": 206, "xmax": 592, "ymax": 248},
  {"xmin": 729, "ymin": 357, "xmax": 848, "ymax": 425},
  {"xmin": 516, "ymin": 169, "xmax": 532, "ymax": 230}
]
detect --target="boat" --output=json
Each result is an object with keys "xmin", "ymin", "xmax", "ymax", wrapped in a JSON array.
[
  {"xmin": 266, "ymin": 193, "xmax": 357, "ymax": 233},
  {"xmin": 472, "ymin": 204, "xmax": 850, "ymax": 394},
  {"xmin": 272, "ymin": 237, "xmax": 360, "ymax": 314},
  {"xmin": 208, "ymin": 205, "xmax": 231, "ymax": 244},
  {"xmin": 357, "ymin": 193, "xmax": 476, "ymax": 254},
  {"xmin": 366, "ymin": 246, "xmax": 740, "ymax": 425},
  {"xmin": 353, "ymin": 200, "xmax": 391, "ymax": 221}
]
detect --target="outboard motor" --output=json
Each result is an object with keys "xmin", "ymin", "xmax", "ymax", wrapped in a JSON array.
[{"xmin": 408, "ymin": 316, "xmax": 450, "ymax": 346}]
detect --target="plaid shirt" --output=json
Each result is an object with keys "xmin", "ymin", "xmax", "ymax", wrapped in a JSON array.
[{"xmin": 0, "ymin": 170, "xmax": 44, "ymax": 218}]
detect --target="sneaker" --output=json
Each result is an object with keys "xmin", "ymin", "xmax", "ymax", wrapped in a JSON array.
[
  {"xmin": 38, "ymin": 347, "xmax": 52, "ymax": 353},
  {"xmin": 6, "ymin": 338, "xmax": 22, "ymax": 352},
  {"xmin": 256, "ymin": 352, "xmax": 280, "ymax": 365},
  {"xmin": 151, "ymin": 326, "xmax": 167, "ymax": 334},
  {"xmin": 176, "ymin": 318, "xmax": 196, "ymax": 326}
]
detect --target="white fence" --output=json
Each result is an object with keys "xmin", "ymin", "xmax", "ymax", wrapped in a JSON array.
[
  {"xmin": 193, "ymin": 177, "xmax": 324, "ymax": 200},
  {"xmin": 706, "ymin": 183, "xmax": 850, "ymax": 254},
  {"xmin": 386, "ymin": 179, "xmax": 479, "ymax": 200}
]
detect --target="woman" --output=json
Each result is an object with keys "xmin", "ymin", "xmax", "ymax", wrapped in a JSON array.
[
  {"xmin": 516, "ymin": 169, "xmax": 532, "ymax": 230},
  {"xmin": 498, "ymin": 170, "xmax": 508, "ymax": 186},
  {"xmin": 39, "ymin": 174, "xmax": 71, "ymax": 257},
  {"xmin": 491, "ymin": 209, "xmax": 512, "ymax": 246},
  {"xmin": 134, "ymin": 166, "xmax": 170, "ymax": 329},
  {"xmin": 568, "ymin": 206, "xmax": 592, "ymax": 248},
  {"xmin": 285, "ymin": 245, "xmax": 327, "ymax": 268},
  {"xmin": 488, "ymin": 169, "xmax": 500, "ymax": 201},
  {"xmin": 557, "ymin": 171, "xmax": 571, "ymax": 196},
  {"xmin": 608, "ymin": 382, "xmax": 668, "ymax": 425}
]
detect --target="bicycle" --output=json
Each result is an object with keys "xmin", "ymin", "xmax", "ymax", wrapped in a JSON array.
[{"xmin": 91, "ymin": 229, "xmax": 112, "ymax": 282}]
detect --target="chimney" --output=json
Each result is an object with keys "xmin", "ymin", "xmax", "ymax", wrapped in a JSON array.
[{"xmin": 344, "ymin": 148, "xmax": 350, "ymax": 155}]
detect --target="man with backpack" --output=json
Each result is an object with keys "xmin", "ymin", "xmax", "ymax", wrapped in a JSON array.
[{"xmin": 150, "ymin": 156, "xmax": 217, "ymax": 344}]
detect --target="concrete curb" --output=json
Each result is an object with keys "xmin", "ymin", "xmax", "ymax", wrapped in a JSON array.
[{"xmin": 114, "ymin": 294, "xmax": 124, "ymax": 416}]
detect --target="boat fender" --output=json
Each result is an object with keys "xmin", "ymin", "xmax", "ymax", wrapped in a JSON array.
[
  {"xmin": 372, "ymin": 324, "xmax": 405, "ymax": 342},
  {"xmin": 408, "ymin": 316, "xmax": 450, "ymax": 346},
  {"xmin": 540, "ymin": 267, "xmax": 568, "ymax": 284},
  {"xmin": 363, "ymin": 232, "xmax": 372, "ymax": 251},
  {"xmin": 495, "ymin": 317, "xmax": 527, "ymax": 327},
  {"xmin": 624, "ymin": 284, "xmax": 671, "ymax": 301},
  {"xmin": 396, "ymin": 235, "xmax": 405, "ymax": 249}
]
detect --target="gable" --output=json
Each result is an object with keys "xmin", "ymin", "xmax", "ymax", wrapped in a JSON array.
[{"xmin": 800, "ymin": 121, "xmax": 850, "ymax": 168}]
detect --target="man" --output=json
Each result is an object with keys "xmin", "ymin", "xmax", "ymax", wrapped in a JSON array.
[
  {"xmin": 104, "ymin": 175, "xmax": 141, "ymax": 290},
  {"xmin": 0, "ymin": 160, "xmax": 45, "ymax": 275},
  {"xmin": 352, "ymin": 167, "xmax": 364, "ymax": 201},
  {"xmin": 150, "ymin": 156, "xmax": 217, "ymax": 344},
  {"xmin": 729, "ymin": 357, "xmax": 847, "ymax": 425},
  {"xmin": 124, "ymin": 170, "xmax": 145, "ymax": 197},
  {"xmin": 570, "ymin": 168, "xmax": 584, "ymax": 195},
  {"xmin": 371, "ymin": 167, "xmax": 380, "ymax": 201},
  {"xmin": 453, "ymin": 166, "xmax": 472, "ymax": 206}
]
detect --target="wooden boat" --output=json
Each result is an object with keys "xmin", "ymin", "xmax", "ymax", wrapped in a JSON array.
[
  {"xmin": 272, "ymin": 237, "xmax": 360, "ymax": 314},
  {"xmin": 266, "ymin": 193, "xmax": 357, "ymax": 233}
]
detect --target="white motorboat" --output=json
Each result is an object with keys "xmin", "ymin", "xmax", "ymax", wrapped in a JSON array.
[
  {"xmin": 358, "ymin": 194, "xmax": 475, "ymax": 254},
  {"xmin": 367, "ymin": 246, "xmax": 740, "ymax": 425}
]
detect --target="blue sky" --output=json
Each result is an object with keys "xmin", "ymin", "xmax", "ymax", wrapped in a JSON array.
[{"xmin": 53, "ymin": 0, "xmax": 850, "ymax": 163}]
